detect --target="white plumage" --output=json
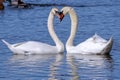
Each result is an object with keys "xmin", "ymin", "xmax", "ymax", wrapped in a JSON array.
[
  {"xmin": 2, "ymin": 8, "xmax": 64, "ymax": 54},
  {"xmin": 61, "ymin": 7, "xmax": 113, "ymax": 55}
]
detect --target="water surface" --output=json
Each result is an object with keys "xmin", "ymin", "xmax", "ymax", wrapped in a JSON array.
[{"xmin": 0, "ymin": 0, "xmax": 120, "ymax": 80}]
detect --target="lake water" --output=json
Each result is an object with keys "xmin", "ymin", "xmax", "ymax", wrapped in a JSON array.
[{"xmin": 0, "ymin": 0, "xmax": 120, "ymax": 80}]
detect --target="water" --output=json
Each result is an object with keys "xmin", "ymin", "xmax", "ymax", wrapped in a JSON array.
[{"xmin": 0, "ymin": 0, "xmax": 120, "ymax": 80}]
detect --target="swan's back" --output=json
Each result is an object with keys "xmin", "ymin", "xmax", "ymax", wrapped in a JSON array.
[
  {"xmin": 76, "ymin": 34, "xmax": 111, "ymax": 54},
  {"xmin": 85, "ymin": 34, "xmax": 107, "ymax": 43},
  {"xmin": 11, "ymin": 41, "xmax": 58, "ymax": 54}
]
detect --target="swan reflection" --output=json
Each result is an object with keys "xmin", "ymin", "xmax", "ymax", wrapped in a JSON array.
[
  {"xmin": 67, "ymin": 54, "xmax": 113, "ymax": 80},
  {"xmin": 67, "ymin": 55, "xmax": 80, "ymax": 80},
  {"xmin": 48, "ymin": 54, "xmax": 64, "ymax": 80},
  {"xmin": 10, "ymin": 54, "xmax": 57, "ymax": 66},
  {"xmin": 9, "ymin": 54, "xmax": 64, "ymax": 80}
]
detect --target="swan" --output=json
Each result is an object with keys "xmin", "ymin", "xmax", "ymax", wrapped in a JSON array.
[
  {"xmin": 59, "ymin": 6, "xmax": 113, "ymax": 55},
  {"xmin": 2, "ymin": 7, "xmax": 64, "ymax": 54}
]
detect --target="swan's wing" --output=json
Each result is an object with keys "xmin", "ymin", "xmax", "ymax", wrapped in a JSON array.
[
  {"xmin": 13, "ymin": 42, "xmax": 28, "ymax": 47},
  {"xmin": 13, "ymin": 41, "xmax": 52, "ymax": 48},
  {"xmin": 76, "ymin": 34, "xmax": 109, "ymax": 54},
  {"xmin": 11, "ymin": 41, "xmax": 57, "ymax": 54},
  {"xmin": 85, "ymin": 34, "xmax": 107, "ymax": 43},
  {"xmin": 76, "ymin": 41, "xmax": 106, "ymax": 54}
]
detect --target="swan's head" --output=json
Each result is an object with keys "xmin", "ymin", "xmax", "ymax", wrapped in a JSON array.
[
  {"xmin": 59, "ymin": 6, "xmax": 73, "ymax": 21},
  {"xmin": 51, "ymin": 7, "xmax": 61, "ymax": 19}
]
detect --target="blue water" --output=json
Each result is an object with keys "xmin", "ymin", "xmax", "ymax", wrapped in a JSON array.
[{"xmin": 0, "ymin": 0, "xmax": 120, "ymax": 80}]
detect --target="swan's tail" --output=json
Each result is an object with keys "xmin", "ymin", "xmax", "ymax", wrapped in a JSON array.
[
  {"xmin": 2, "ymin": 39, "xmax": 11, "ymax": 47},
  {"xmin": 106, "ymin": 37, "xmax": 113, "ymax": 51},
  {"xmin": 101, "ymin": 37, "xmax": 113, "ymax": 55}
]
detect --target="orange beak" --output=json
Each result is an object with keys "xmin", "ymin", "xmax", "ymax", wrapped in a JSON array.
[
  {"xmin": 58, "ymin": 12, "xmax": 64, "ymax": 22},
  {"xmin": 55, "ymin": 11, "xmax": 64, "ymax": 22}
]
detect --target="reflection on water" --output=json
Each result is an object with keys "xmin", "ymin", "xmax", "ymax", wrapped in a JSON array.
[
  {"xmin": 67, "ymin": 54, "xmax": 113, "ymax": 80},
  {"xmin": 0, "ymin": 53, "xmax": 114, "ymax": 80},
  {"xmin": 10, "ymin": 54, "xmax": 56, "ymax": 66},
  {"xmin": 67, "ymin": 55, "xmax": 80, "ymax": 80},
  {"xmin": 8, "ymin": 54, "xmax": 64, "ymax": 80},
  {"xmin": 49, "ymin": 54, "xmax": 64, "ymax": 80}
]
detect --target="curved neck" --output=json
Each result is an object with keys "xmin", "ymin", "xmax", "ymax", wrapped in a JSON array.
[
  {"xmin": 47, "ymin": 11, "xmax": 64, "ymax": 52},
  {"xmin": 66, "ymin": 8, "xmax": 78, "ymax": 47}
]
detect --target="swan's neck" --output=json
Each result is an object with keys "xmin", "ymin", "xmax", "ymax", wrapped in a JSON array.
[
  {"xmin": 47, "ymin": 12, "xmax": 64, "ymax": 52},
  {"xmin": 66, "ymin": 8, "xmax": 78, "ymax": 47}
]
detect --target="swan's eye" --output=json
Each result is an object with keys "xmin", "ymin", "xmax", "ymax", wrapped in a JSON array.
[{"xmin": 55, "ymin": 10, "xmax": 59, "ymax": 13}]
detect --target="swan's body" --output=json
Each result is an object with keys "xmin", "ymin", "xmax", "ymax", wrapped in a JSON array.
[
  {"xmin": 60, "ymin": 7, "xmax": 113, "ymax": 55},
  {"xmin": 2, "ymin": 8, "xmax": 64, "ymax": 54},
  {"xmin": 66, "ymin": 34, "xmax": 113, "ymax": 54}
]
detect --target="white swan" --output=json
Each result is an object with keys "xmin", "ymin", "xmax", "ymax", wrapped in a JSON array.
[
  {"xmin": 59, "ymin": 7, "xmax": 113, "ymax": 55},
  {"xmin": 2, "ymin": 8, "xmax": 64, "ymax": 54}
]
